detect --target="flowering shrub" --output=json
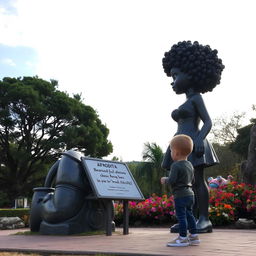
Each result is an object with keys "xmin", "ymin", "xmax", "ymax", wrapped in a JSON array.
[
  {"xmin": 114, "ymin": 182, "xmax": 256, "ymax": 227},
  {"xmin": 218, "ymin": 182, "xmax": 256, "ymax": 220},
  {"xmin": 209, "ymin": 188, "xmax": 236, "ymax": 226},
  {"xmin": 114, "ymin": 194, "xmax": 175, "ymax": 225}
]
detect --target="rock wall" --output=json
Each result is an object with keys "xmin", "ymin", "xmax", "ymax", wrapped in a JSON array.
[
  {"xmin": 0, "ymin": 217, "xmax": 25, "ymax": 230},
  {"xmin": 241, "ymin": 124, "xmax": 256, "ymax": 185}
]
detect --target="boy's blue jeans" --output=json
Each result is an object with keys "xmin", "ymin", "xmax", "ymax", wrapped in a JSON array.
[{"xmin": 174, "ymin": 195, "xmax": 197, "ymax": 237}]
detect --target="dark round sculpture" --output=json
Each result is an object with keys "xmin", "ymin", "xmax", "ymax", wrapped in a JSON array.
[
  {"xmin": 162, "ymin": 40, "xmax": 224, "ymax": 233},
  {"xmin": 30, "ymin": 150, "xmax": 113, "ymax": 235}
]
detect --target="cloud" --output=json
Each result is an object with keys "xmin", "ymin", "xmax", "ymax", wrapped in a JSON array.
[
  {"xmin": 0, "ymin": 0, "xmax": 17, "ymax": 15},
  {"xmin": 1, "ymin": 0, "xmax": 256, "ymax": 161},
  {"xmin": 25, "ymin": 61, "xmax": 33, "ymax": 67},
  {"xmin": 1, "ymin": 58, "xmax": 16, "ymax": 66}
]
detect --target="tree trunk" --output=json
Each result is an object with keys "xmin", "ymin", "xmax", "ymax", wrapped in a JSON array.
[{"xmin": 241, "ymin": 124, "xmax": 256, "ymax": 185}]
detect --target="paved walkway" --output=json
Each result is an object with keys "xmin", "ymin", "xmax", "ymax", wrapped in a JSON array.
[{"xmin": 0, "ymin": 227, "xmax": 256, "ymax": 256}]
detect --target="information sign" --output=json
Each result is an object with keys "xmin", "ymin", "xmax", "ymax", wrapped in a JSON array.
[{"xmin": 81, "ymin": 157, "xmax": 144, "ymax": 200}]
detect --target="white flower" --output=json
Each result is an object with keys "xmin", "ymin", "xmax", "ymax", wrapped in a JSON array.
[{"xmin": 222, "ymin": 212, "xmax": 228, "ymax": 218}]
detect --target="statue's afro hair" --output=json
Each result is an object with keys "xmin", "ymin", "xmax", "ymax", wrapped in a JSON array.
[{"xmin": 162, "ymin": 41, "xmax": 225, "ymax": 93}]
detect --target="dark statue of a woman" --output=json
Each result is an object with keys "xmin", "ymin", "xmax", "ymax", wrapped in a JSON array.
[{"xmin": 162, "ymin": 41, "xmax": 225, "ymax": 233}]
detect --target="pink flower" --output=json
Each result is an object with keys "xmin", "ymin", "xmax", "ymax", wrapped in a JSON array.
[
  {"xmin": 151, "ymin": 207, "xmax": 157, "ymax": 212},
  {"xmin": 129, "ymin": 201, "xmax": 136, "ymax": 207}
]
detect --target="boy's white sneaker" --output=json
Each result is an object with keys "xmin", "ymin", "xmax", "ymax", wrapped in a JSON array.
[
  {"xmin": 189, "ymin": 234, "xmax": 200, "ymax": 245},
  {"xmin": 167, "ymin": 236, "xmax": 189, "ymax": 247}
]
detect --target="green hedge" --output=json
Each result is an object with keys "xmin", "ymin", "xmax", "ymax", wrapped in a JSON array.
[{"xmin": 0, "ymin": 208, "xmax": 30, "ymax": 226}]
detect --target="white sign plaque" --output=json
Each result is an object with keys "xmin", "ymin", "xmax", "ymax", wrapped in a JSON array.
[{"xmin": 81, "ymin": 157, "xmax": 144, "ymax": 200}]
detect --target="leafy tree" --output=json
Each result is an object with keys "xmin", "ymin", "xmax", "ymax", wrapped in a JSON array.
[
  {"xmin": 230, "ymin": 124, "xmax": 254, "ymax": 159},
  {"xmin": 209, "ymin": 108, "xmax": 256, "ymax": 183},
  {"xmin": 131, "ymin": 142, "xmax": 165, "ymax": 197},
  {"xmin": 240, "ymin": 124, "xmax": 256, "ymax": 185},
  {"xmin": 142, "ymin": 142, "xmax": 164, "ymax": 194},
  {"xmin": 210, "ymin": 108, "xmax": 256, "ymax": 160},
  {"xmin": 0, "ymin": 76, "xmax": 113, "ymax": 204},
  {"xmin": 205, "ymin": 143, "xmax": 243, "ymax": 181},
  {"xmin": 111, "ymin": 156, "xmax": 122, "ymax": 161},
  {"xmin": 131, "ymin": 161, "xmax": 155, "ymax": 197},
  {"xmin": 126, "ymin": 161, "xmax": 144, "ymax": 191},
  {"xmin": 210, "ymin": 112, "xmax": 245, "ymax": 145}
]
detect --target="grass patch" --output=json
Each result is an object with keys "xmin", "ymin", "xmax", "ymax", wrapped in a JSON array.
[
  {"xmin": 71, "ymin": 230, "xmax": 105, "ymax": 236},
  {"xmin": 13, "ymin": 231, "xmax": 40, "ymax": 236}
]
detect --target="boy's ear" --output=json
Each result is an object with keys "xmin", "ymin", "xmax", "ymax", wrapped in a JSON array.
[{"xmin": 174, "ymin": 151, "xmax": 180, "ymax": 158}]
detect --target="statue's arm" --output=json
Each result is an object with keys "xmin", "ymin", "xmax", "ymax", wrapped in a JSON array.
[
  {"xmin": 44, "ymin": 160, "xmax": 60, "ymax": 187},
  {"xmin": 192, "ymin": 94, "xmax": 212, "ymax": 156}
]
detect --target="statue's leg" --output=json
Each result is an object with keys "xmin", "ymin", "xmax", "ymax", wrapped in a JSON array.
[
  {"xmin": 192, "ymin": 185, "xmax": 198, "ymax": 218},
  {"xmin": 193, "ymin": 165, "xmax": 212, "ymax": 233},
  {"xmin": 161, "ymin": 146, "xmax": 171, "ymax": 170}
]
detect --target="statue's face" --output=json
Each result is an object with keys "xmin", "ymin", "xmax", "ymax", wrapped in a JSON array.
[{"xmin": 170, "ymin": 68, "xmax": 191, "ymax": 94}]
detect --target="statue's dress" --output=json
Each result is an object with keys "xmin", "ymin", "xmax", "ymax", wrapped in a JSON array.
[{"xmin": 162, "ymin": 94, "xmax": 219, "ymax": 169}]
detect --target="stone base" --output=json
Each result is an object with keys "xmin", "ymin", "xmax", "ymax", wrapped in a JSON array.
[
  {"xmin": 235, "ymin": 218, "xmax": 256, "ymax": 229},
  {"xmin": 39, "ymin": 199, "xmax": 115, "ymax": 235},
  {"xmin": 40, "ymin": 221, "xmax": 86, "ymax": 235}
]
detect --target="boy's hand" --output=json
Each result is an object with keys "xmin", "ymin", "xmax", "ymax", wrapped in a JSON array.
[{"xmin": 160, "ymin": 177, "xmax": 168, "ymax": 184}]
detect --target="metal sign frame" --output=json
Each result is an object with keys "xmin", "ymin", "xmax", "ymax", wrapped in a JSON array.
[{"xmin": 81, "ymin": 157, "xmax": 144, "ymax": 201}]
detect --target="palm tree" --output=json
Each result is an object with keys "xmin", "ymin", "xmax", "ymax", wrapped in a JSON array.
[{"xmin": 141, "ymin": 142, "xmax": 165, "ymax": 195}]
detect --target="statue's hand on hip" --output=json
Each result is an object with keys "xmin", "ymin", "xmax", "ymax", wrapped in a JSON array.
[{"xmin": 194, "ymin": 139, "xmax": 204, "ymax": 157}]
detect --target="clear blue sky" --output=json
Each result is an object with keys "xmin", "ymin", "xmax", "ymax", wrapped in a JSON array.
[
  {"xmin": 0, "ymin": 44, "xmax": 37, "ymax": 77},
  {"xmin": 1, "ymin": 0, "xmax": 255, "ymax": 161}
]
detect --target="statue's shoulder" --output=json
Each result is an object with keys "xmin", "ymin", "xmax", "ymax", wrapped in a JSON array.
[
  {"xmin": 191, "ymin": 93, "xmax": 202, "ymax": 99},
  {"xmin": 190, "ymin": 93, "xmax": 204, "ymax": 104}
]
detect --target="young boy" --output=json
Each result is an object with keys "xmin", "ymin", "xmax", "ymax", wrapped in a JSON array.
[{"xmin": 161, "ymin": 134, "xmax": 200, "ymax": 247}]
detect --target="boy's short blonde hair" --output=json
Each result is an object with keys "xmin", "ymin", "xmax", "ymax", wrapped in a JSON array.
[{"xmin": 170, "ymin": 134, "xmax": 193, "ymax": 157}]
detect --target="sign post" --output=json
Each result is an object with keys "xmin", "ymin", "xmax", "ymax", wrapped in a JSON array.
[
  {"xmin": 123, "ymin": 200, "xmax": 129, "ymax": 235},
  {"xmin": 81, "ymin": 157, "xmax": 144, "ymax": 236}
]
